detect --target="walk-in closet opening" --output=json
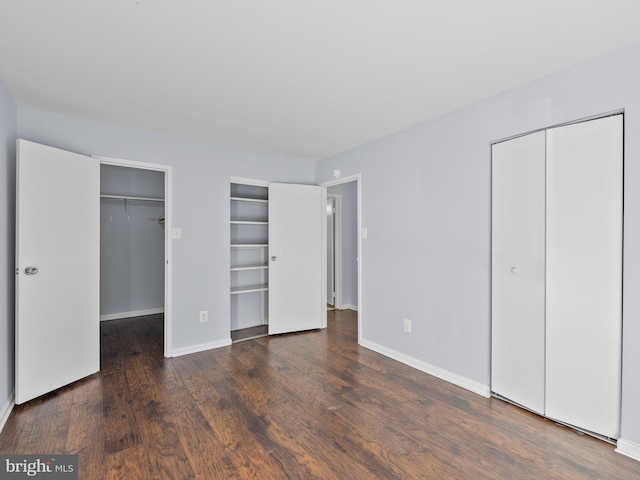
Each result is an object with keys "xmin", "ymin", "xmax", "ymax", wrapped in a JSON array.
[{"xmin": 100, "ymin": 163, "xmax": 166, "ymax": 355}]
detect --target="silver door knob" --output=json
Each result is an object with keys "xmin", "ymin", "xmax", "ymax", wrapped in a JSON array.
[
  {"xmin": 510, "ymin": 266, "xmax": 519, "ymax": 274},
  {"xmin": 271, "ymin": 256, "xmax": 277, "ymax": 261},
  {"xmin": 25, "ymin": 266, "xmax": 39, "ymax": 275}
]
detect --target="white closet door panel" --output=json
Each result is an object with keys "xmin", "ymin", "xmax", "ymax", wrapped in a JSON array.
[
  {"xmin": 546, "ymin": 115, "xmax": 622, "ymax": 438},
  {"xmin": 491, "ymin": 131, "xmax": 546, "ymax": 414},
  {"xmin": 16, "ymin": 140, "xmax": 100, "ymax": 404},
  {"xmin": 269, "ymin": 183, "xmax": 326, "ymax": 335}
]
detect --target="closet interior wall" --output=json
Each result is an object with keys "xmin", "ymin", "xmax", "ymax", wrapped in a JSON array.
[{"xmin": 100, "ymin": 164, "xmax": 165, "ymax": 320}]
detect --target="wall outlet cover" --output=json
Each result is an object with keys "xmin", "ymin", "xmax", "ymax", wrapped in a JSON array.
[{"xmin": 404, "ymin": 318, "xmax": 412, "ymax": 333}]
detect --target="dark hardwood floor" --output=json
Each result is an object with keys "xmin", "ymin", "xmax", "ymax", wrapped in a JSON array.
[
  {"xmin": 231, "ymin": 325, "xmax": 268, "ymax": 343},
  {"xmin": 1, "ymin": 310, "xmax": 639, "ymax": 479}
]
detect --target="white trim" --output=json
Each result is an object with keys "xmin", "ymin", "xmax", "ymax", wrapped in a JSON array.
[
  {"xmin": 170, "ymin": 338, "xmax": 232, "ymax": 357},
  {"xmin": 100, "ymin": 308, "xmax": 164, "ymax": 321},
  {"xmin": 0, "ymin": 392, "xmax": 15, "ymax": 434},
  {"xmin": 320, "ymin": 174, "xmax": 362, "ymax": 344},
  {"xmin": 340, "ymin": 304, "xmax": 358, "ymax": 311},
  {"xmin": 327, "ymin": 194, "xmax": 343, "ymax": 309},
  {"xmin": 321, "ymin": 186, "xmax": 328, "ymax": 329},
  {"xmin": 94, "ymin": 155, "xmax": 173, "ymax": 358},
  {"xmin": 360, "ymin": 338, "xmax": 491, "ymax": 398},
  {"xmin": 616, "ymin": 439, "xmax": 640, "ymax": 463}
]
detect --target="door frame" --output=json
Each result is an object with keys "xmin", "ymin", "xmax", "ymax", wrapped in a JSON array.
[
  {"xmin": 327, "ymin": 194, "xmax": 343, "ymax": 308},
  {"xmin": 95, "ymin": 155, "xmax": 173, "ymax": 357},
  {"xmin": 320, "ymin": 174, "xmax": 362, "ymax": 344}
]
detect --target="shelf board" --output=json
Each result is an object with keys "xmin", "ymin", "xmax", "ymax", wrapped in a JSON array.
[
  {"xmin": 101, "ymin": 194, "xmax": 164, "ymax": 202},
  {"xmin": 230, "ymin": 220, "xmax": 268, "ymax": 225},
  {"xmin": 231, "ymin": 244, "xmax": 268, "ymax": 249},
  {"xmin": 231, "ymin": 284, "xmax": 269, "ymax": 295},
  {"xmin": 231, "ymin": 264, "xmax": 269, "ymax": 271},
  {"xmin": 230, "ymin": 196, "xmax": 268, "ymax": 204}
]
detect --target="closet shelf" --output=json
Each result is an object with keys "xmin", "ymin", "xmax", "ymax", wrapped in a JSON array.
[
  {"xmin": 230, "ymin": 220, "xmax": 268, "ymax": 225},
  {"xmin": 230, "ymin": 196, "xmax": 268, "ymax": 204},
  {"xmin": 231, "ymin": 284, "xmax": 269, "ymax": 295},
  {"xmin": 101, "ymin": 194, "xmax": 164, "ymax": 202},
  {"xmin": 231, "ymin": 244, "xmax": 268, "ymax": 248},
  {"xmin": 230, "ymin": 264, "xmax": 269, "ymax": 271}
]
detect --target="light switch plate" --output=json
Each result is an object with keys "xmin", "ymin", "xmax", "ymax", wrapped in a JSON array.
[{"xmin": 172, "ymin": 227, "xmax": 182, "ymax": 240}]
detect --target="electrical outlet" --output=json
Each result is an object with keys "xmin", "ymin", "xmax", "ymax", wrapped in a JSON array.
[
  {"xmin": 199, "ymin": 311, "xmax": 208, "ymax": 323},
  {"xmin": 403, "ymin": 318, "xmax": 412, "ymax": 333}
]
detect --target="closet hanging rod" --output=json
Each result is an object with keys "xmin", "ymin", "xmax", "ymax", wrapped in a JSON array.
[{"xmin": 100, "ymin": 194, "xmax": 164, "ymax": 202}]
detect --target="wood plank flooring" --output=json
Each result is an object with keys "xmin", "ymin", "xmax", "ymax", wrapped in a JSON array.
[
  {"xmin": 1, "ymin": 310, "xmax": 640, "ymax": 479},
  {"xmin": 231, "ymin": 325, "xmax": 268, "ymax": 343}
]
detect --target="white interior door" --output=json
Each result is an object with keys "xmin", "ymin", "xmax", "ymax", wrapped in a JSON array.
[
  {"xmin": 545, "ymin": 115, "xmax": 623, "ymax": 438},
  {"xmin": 491, "ymin": 131, "xmax": 546, "ymax": 414},
  {"xmin": 269, "ymin": 183, "xmax": 326, "ymax": 335},
  {"xmin": 16, "ymin": 140, "xmax": 100, "ymax": 404}
]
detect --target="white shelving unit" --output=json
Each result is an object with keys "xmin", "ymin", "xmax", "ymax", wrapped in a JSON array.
[{"xmin": 230, "ymin": 180, "xmax": 269, "ymax": 334}]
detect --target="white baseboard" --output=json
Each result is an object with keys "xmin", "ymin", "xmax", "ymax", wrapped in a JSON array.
[
  {"xmin": 360, "ymin": 339, "xmax": 491, "ymax": 398},
  {"xmin": 0, "ymin": 392, "xmax": 15, "ymax": 434},
  {"xmin": 100, "ymin": 308, "xmax": 164, "ymax": 321},
  {"xmin": 170, "ymin": 338, "xmax": 232, "ymax": 357},
  {"xmin": 616, "ymin": 438, "xmax": 640, "ymax": 462},
  {"xmin": 339, "ymin": 304, "xmax": 358, "ymax": 311}
]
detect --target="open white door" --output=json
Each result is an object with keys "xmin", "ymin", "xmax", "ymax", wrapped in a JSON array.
[
  {"xmin": 269, "ymin": 183, "xmax": 326, "ymax": 335},
  {"xmin": 16, "ymin": 140, "xmax": 100, "ymax": 404}
]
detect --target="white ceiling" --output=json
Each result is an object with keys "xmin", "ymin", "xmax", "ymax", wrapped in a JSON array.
[{"xmin": 1, "ymin": 1, "xmax": 639, "ymax": 160}]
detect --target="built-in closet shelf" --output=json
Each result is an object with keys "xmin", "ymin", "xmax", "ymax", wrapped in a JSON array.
[
  {"xmin": 101, "ymin": 194, "xmax": 164, "ymax": 202},
  {"xmin": 231, "ymin": 180, "xmax": 269, "ymax": 332},
  {"xmin": 231, "ymin": 284, "xmax": 269, "ymax": 295},
  {"xmin": 230, "ymin": 196, "xmax": 268, "ymax": 204},
  {"xmin": 230, "ymin": 264, "xmax": 269, "ymax": 272}
]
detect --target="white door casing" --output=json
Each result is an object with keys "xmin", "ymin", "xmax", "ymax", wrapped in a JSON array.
[
  {"xmin": 268, "ymin": 183, "xmax": 326, "ymax": 335},
  {"xmin": 96, "ymin": 155, "xmax": 172, "ymax": 357},
  {"xmin": 327, "ymin": 196, "xmax": 336, "ymax": 306},
  {"xmin": 16, "ymin": 140, "xmax": 100, "ymax": 404}
]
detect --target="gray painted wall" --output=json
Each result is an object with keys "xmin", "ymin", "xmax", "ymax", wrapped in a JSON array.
[
  {"xmin": 328, "ymin": 182, "xmax": 358, "ymax": 309},
  {"xmin": 315, "ymin": 42, "xmax": 640, "ymax": 445},
  {"xmin": 0, "ymin": 81, "xmax": 16, "ymax": 415},
  {"xmin": 100, "ymin": 164, "xmax": 165, "ymax": 318},
  {"xmin": 17, "ymin": 108, "xmax": 315, "ymax": 352}
]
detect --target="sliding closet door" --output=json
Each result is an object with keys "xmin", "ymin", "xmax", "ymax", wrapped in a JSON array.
[
  {"xmin": 546, "ymin": 115, "xmax": 623, "ymax": 438},
  {"xmin": 491, "ymin": 131, "xmax": 546, "ymax": 414}
]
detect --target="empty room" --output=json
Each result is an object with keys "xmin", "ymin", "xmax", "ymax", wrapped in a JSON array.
[{"xmin": 1, "ymin": 1, "xmax": 640, "ymax": 478}]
